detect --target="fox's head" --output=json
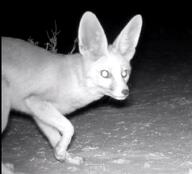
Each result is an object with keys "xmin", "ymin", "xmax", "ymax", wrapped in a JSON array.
[{"xmin": 78, "ymin": 11, "xmax": 142, "ymax": 100}]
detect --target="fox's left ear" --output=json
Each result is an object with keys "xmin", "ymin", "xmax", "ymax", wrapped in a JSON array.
[{"xmin": 112, "ymin": 15, "xmax": 142, "ymax": 60}]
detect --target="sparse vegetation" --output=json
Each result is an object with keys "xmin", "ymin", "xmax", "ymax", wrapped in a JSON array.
[
  {"xmin": 45, "ymin": 21, "xmax": 60, "ymax": 53},
  {"xmin": 28, "ymin": 37, "xmax": 39, "ymax": 46},
  {"xmin": 28, "ymin": 21, "xmax": 79, "ymax": 54},
  {"xmin": 28, "ymin": 21, "xmax": 60, "ymax": 53},
  {"xmin": 70, "ymin": 38, "xmax": 78, "ymax": 54}
]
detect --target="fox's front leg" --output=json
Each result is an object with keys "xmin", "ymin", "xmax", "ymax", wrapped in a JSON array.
[{"xmin": 25, "ymin": 96, "xmax": 83, "ymax": 165}]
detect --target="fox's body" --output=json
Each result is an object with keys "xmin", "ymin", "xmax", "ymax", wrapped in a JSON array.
[
  {"xmin": 2, "ymin": 12, "xmax": 142, "ymax": 174},
  {"xmin": 2, "ymin": 38, "xmax": 102, "ymax": 116}
]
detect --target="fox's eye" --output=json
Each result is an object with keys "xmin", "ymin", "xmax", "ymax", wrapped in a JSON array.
[
  {"xmin": 121, "ymin": 69, "xmax": 128, "ymax": 78},
  {"xmin": 100, "ymin": 70, "xmax": 111, "ymax": 78}
]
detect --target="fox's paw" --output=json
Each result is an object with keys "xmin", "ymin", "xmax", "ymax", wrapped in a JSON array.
[
  {"xmin": 54, "ymin": 148, "xmax": 84, "ymax": 165},
  {"xmin": 65, "ymin": 152, "xmax": 84, "ymax": 165},
  {"xmin": 54, "ymin": 146, "xmax": 66, "ymax": 162}
]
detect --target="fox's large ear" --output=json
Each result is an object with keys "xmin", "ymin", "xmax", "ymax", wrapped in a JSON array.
[
  {"xmin": 112, "ymin": 15, "xmax": 142, "ymax": 60},
  {"xmin": 78, "ymin": 11, "xmax": 108, "ymax": 60}
]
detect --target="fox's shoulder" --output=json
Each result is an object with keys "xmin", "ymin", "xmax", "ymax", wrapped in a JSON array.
[
  {"xmin": 1, "ymin": 37, "xmax": 83, "ymax": 82},
  {"xmin": 2, "ymin": 37, "xmax": 66, "ymax": 84},
  {"xmin": 2, "ymin": 37, "xmax": 63, "ymax": 69}
]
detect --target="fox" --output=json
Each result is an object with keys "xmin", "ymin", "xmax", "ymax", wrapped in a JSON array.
[{"xmin": 2, "ymin": 11, "xmax": 142, "ymax": 173}]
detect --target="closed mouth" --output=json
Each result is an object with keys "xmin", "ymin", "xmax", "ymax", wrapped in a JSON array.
[
  {"xmin": 103, "ymin": 90, "xmax": 128, "ymax": 100},
  {"xmin": 107, "ymin": 94, "xmax": 128, "ymax": 100},
  {"xmin": 113, "ymin": 95, "xmax": 127, "ymax": 100}
]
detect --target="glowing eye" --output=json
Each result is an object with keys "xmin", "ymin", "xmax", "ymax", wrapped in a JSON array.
[
  {"xmin": 100, "ymin": 70, "xmax": 111, "ymax": 78},
  {"xmin": 121, "ymin": 70, "xmax": 128, "ymax": 78}
]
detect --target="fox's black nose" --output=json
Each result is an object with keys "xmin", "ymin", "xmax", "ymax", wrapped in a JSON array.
[{"xmin": 122, "ymin": 89, "xmax": 129, "ymax": 96}]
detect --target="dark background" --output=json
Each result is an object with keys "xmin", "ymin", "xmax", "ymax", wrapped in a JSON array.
[{"xmin": 2, "ymin": 2, "xmax": 192, "ymax": 54}]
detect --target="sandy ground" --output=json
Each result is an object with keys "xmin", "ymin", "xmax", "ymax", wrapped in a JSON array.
[{"xmin": 2, "ymin": 40, "xmax": 192, "ymax": 174}]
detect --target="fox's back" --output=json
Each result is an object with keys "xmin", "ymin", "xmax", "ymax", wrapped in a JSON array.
[
  {"xmin": 2, "ymin": 37, "xmax": 59, "ymax": 77},
  {"xmin": 2, "ymin": 37, "xmax": 66, "ymax": 111}
]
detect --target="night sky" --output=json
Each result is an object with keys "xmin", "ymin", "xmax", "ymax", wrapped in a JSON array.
[{"xmin": 2, "ymin": 2, "xmax": 192, "ymax": 54}]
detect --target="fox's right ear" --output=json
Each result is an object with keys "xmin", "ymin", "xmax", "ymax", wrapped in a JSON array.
[{"xmin": 78, "ymin": 11, "xmax": 108, "ymax": 60}]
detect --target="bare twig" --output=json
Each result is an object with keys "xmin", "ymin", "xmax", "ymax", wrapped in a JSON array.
[
  {"xmin": 28, "ymin": 37, "xmax": 39, "ymax": 46},
  {"xmin": 46, "ymin": 21, "xmax": 60, "ymax": 53},
  {"xmin": 70, "ymin": 38, "xmax": 78, "ymax": 54}
]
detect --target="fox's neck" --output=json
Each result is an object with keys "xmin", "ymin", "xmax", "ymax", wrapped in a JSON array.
[
  {"xmin": 69, "ymin": 53, "xmax": 103, "ymax": 99},
  {"xmin": 55, "ymin": 53, "xmax": 104, "ymax": 113}
]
